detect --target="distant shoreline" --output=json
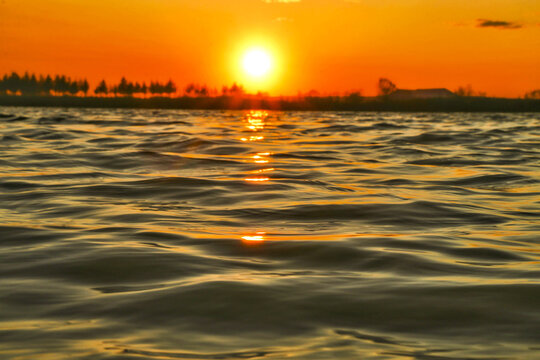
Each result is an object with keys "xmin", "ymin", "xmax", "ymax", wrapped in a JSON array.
[{"xmin": 1, "ymin": 95, "xmax": 539, "ymax": 112}]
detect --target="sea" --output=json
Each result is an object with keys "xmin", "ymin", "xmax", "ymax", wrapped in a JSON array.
[{"xmin": 0, "ymin": 107, "xmax": 539, "ymax": 360}]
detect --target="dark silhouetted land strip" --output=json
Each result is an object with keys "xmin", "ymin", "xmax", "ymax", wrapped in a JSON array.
[{"xmin": 1, "ymin": 94, "xmax": 540, "ymax": 112}]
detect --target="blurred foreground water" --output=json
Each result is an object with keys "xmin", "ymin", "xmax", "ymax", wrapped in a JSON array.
[{"xmin": 0, "ymin": 108, "xmax": 539, "ymax": 359}]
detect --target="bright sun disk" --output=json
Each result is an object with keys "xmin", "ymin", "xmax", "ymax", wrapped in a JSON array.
[{"xmin": 243, "ymin": 48, "xmax": 272, "ymax": 78}]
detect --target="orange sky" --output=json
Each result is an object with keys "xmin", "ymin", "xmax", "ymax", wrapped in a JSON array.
[{"xmin": 1, "ymin": 0, "xmax": 539, "ymax": 97}]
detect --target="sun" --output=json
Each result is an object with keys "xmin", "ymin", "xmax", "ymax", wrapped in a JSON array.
[{"xmin": 242, "ymin": 48, "xmax": 272, "ymax": 78}]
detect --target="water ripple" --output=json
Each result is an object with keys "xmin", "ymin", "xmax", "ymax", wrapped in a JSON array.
[{"xmin": 0, "ymin": 108, "xmax": 539, "ymax": 359}]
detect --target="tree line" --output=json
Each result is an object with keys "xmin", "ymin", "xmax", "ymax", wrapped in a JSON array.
[
  {"xmin": 2, "ymin": 71, "xmax": 538, "ymax": 99},
  {"xmin": 0, "ymin": 72, "xmax": 249, "ymax": 98},
  {"xmin": 0, "ymin": 72, "xmax": 394, "ymax": 98},
  {"xmin": 95, "ymin": 77, "xmax": 177, "ymax": 97},
  {"xmin": 0, "ymin": 72, "xmax": 181, "ymax": 97},
  {"xmin": 0, "ymin": 72, "xmax": 89, "ymax": 96}
]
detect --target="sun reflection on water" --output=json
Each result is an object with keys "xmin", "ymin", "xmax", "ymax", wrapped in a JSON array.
[
  {"xmin": 251, "ymin": 168, "xmax": 275, "ymax": 174},
  {"xmin": 241, "ymin": 232, "xmax": 266, "ymax": 244},
  {"xmin": 239, "ymin": 111, "xmax": 274, "ymax": 241},
  {"xmin": 244, "ymin": 176, "xmax": 270, "ymax": 182},
  {"xmin": 241, "ymin": 111, "xmax": 274, "ymax": 184},
  {"xmin": 252, "ymin": 152, "xmax": 272, "ymax": 164},
  {"xmin": 240, "ymin": 135, "xmax": 264, "ymax": 142},
  {"xmin": 244, "ymin": 110, "xmax": 268, "ymax": 131}
]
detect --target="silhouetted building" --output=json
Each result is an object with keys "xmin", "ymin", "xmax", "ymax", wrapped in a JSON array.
[{"xmin": 389, "ymin": 88, "xmax": 455, "ymax": 100}]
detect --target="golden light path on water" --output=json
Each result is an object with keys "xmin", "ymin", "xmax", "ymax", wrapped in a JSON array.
[
  {"xmin": 243, "ymin": 110, "xmax": 273, "ymax": 185},
  {"xmin": 242, "ymin": 110, "xmax": 273, "ymax": 243}
]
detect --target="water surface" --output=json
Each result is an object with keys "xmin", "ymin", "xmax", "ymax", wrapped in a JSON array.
[{"xmin": 1, "ymin": 108, "xmax": 539, "ymax": 359}]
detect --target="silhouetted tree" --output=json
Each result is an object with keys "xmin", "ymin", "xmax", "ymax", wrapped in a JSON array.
[
  {"xmin": 68, "ymin": 78, "xmax": 79, "ymax": 95},
  {"xmin": 455, "ymin": 85, "xmax": 473, "ymax": 97},
  {"xmin": 150, "ymin": 81, "xmax": 168, "ymax": 96},
  {"xmin": 19, "ymin": 72, "xmax": 32, "ymax": 94},
  {"xmin": 184, "ymin": 83, "xmax": 197, "ymax": 96},
  {"xmin": 94, "ymin": 80, "xmax": 109, "ymax": 96},
  {"xmin": 221, "ymin": 85, "xmax": 229, "ymax": 96},
  {"xmin": 27, "ymin": 74, "xmax": 39, "ymax": 95},
  {"xmin": 185, "ymin": 83, "xmax": 210, "ymax": 97},
  {"xmin": 0, "ymin": 72, "xmax": 83, "ymax": 96},
  {"xmin": 7, "ymin": 72, "xmax": 19, "ymax": 94},
  {"xmin": 3, "ymin": 72, "xmax": 43, "ymax": 95},
  {"xmin": 255, "ymin": 91, "xmax": 269, "ymax": 98},
  {"xmin": 0, "ymin": 75, "xmax": 6, "ymax": 94},
  {"xmin": 43, "ymin": 75, "xmax": 54, "ymax": 95},
  {"xmin": 524, "ymin": 89, "xmax": 540, "ymax": 99},
  {"xmin": 116, "ymin": 77, "xmax": 129, "ymax": 96},
  {"xmin": 455, "ymin": 85, "xmax": 486, "ymax": 97},
  {"xmin": 133, "ymin": 82, "xmax": 142, "ymax": 96},
  {"xmin": 9, "ymin": 72, "xmax": 21, "ymax": 94},
  {"xmin": 79, "ymin": 80, "xmax": 89, "ymax": 95},
  {"xmin": 378, "ymin": 78, "xmax": 397, "ymax": 96},
  {"xmin": 228, "ymin": 82, "xmax": 244, "ymax": 96},
  {"xmin": 164, "ymin": 79, "xmax": 177, "ymax": 96},
  {"xmin": 53, "ymin": 75, "xmax": 65, "ymax": 94},
  {"xmin": 140, "ymin": 83, "xmax": 148, "ymax": 97},
  {"xmin": 345, "ymin": 91, "xmax": 362, "ymax": 103}
]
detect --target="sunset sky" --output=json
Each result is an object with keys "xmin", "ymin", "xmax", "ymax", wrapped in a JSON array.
[{"xmin": 1, "ymin": 0, "xmax": 539, "ymax": 97}]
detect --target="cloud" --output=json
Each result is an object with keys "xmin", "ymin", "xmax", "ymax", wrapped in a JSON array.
[
  {"xmin": 476, "ymin": 19, "xmax": 522, "ymax": 29},
  {"xmin": 263, "ymin": 0, "xmax": 300, "ymax": 3}
]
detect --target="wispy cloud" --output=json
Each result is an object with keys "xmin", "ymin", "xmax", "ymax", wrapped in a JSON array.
[{"xmin": 476, "ymin": 19, "xmax": 522, "ymax": 29}]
